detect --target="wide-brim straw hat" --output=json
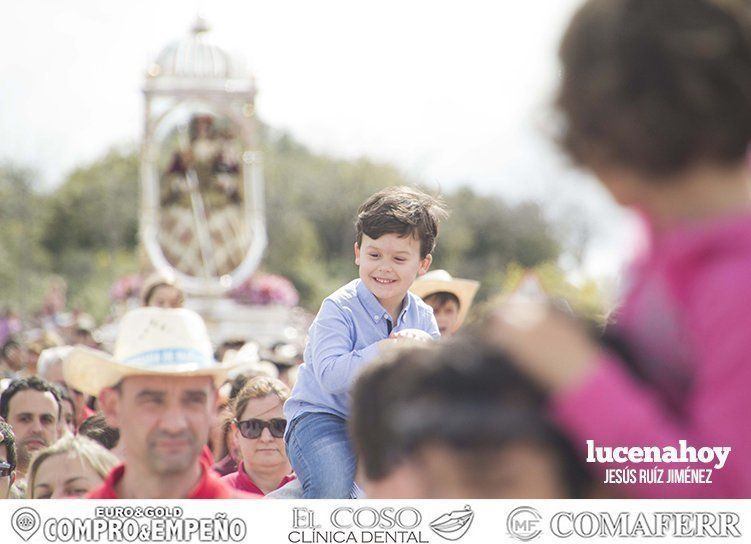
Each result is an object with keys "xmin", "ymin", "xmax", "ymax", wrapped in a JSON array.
[
  {"xmin": 63, "ymin": 308, "xmax": 232, "ymax": 397},
  {"xmin": 410, "ymin": 270, "xmax": 480, "ymax": 331}
]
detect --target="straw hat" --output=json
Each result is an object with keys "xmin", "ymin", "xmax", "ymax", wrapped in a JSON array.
[
  {"xmin": 63, "ymin": 308, "xmax": 231, "ymax": 397},
  {"xmin": 410, "ymin": 270, "xmax": 480, "ymax": 331}
]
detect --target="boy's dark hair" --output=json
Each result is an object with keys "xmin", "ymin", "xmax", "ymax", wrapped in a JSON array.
[
  {"xmin": 355, "ymin": 186, "xmax": 447, "ymax": 259},
  {"xmin": 0, "ymin": 420, "xmax": 16, "ymax": 469},
  {"xmin": 423, "ymin": 291, "xmax": 461, "ymax": 310},
  {"xmin": 0, "ymin": 376, "xmax": 62, "ymax": 421},
  {"xmin": 350, "ymin": 340, "xmax": 590, "ymax": 497},
  {"xmin": 557, "ymin": 0, "xmax": 751, "ymax": 178},
  {"xmin": 78, "ymin": 413, "xmax": 120, "ymax": 450}
]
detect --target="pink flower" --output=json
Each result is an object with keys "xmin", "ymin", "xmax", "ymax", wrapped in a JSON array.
[{"xmin": 230, "ymin": 274, "xmax": 299, "ymax": 307}]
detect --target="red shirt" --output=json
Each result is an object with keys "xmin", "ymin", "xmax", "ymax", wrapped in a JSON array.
[
  {"xmin": 87, "ymin": 461, "xmax": 260, "ymax": 499},
  {"xmin": 221, "ymin": 462, "xmax": 296, "ymax": 496}
]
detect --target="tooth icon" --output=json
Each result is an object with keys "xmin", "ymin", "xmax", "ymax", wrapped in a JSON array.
[{"xmin": 430, "ymin": 505, "xmax": 475, "ymax": 541}]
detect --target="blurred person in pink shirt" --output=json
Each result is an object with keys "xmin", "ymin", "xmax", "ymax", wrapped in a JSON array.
[{"xmin": 487, "ymin": 0, "xmax": 751, "ymax": 497}]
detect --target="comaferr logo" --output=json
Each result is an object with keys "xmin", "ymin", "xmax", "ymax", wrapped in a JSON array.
[
  {"xmin": 550, "ymin": 511, "xmax": 742, "ymax": 538},
  {"xmin": 429, "ymin": 506, "xmax": 474, "ymax": 541},
  {"xmin": 505, "ymin": 508, "xmax": 742, "ymax": 540}
]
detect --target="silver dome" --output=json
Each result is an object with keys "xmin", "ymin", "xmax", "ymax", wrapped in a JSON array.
[{"xmin": 146, "ymin": 17, "xmax": 249, "ymax": 83}]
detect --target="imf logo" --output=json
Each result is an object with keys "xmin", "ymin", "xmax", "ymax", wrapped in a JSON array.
[{"xmin": 507, "ymin": 506, "xmax": 542, "ymax": 542}]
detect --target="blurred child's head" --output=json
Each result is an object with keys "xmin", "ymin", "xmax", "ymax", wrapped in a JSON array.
[
  {"xmin": 351, "ymin": 340, "xmax": 591, "ymax": 498},
  {"xmin": 557, "ymin": 0, "xmax": 751, "ymax": 203},
  {"xmin": 412, "ymin": 270, "xmax": 480, "ymax": 336},
  {"xmin": 140, "ymin": 273, "xmax": 184, "ymax": 309},
  {"xmin": 423, "ymin": 292, "xmax": 461, "ymax": 336},
  {"xmin": 354, "ymin": 187, "xmax": 447, "ymax": 311}
]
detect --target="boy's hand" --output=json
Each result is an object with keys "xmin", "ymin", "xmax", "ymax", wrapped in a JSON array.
[
  {"xmin": 390, "ymin": 328, "xmax": 433, "ymax": 343},
  {"xmin": 483, "ymin": 302, "xmax": 600, "ymax": 393}
]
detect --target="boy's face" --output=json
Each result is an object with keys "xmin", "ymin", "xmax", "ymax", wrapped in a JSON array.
[
  {"xmin": 424, "ymin": 296, "xmax": 460, "ymax": 336},
  {"xmin": 355, "ymin": 233, "xmax": 432, "ymax": 313}
]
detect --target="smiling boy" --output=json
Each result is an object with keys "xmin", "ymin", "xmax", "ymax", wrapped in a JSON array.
[{"xmin": 284, "ymin": 186, "xmax": 447, "ymax": 498}]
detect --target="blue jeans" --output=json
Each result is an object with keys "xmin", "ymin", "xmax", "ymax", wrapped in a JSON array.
[{"xmin": 286, "ymin": 412, "xmax": 357, "ymax": 499}]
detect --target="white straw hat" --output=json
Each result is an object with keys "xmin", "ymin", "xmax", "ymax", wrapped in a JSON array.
[
  {"xmin": 410, "ymin": 270, "xmax": 480, "ymax": 331},
  {"xmin": 63, "ymin": 307, "xmax": 230, "ymax": 397}
]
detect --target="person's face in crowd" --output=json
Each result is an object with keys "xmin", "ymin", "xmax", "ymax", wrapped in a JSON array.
[
  {"xmin": 0, "ymin": 444, "xmax": 15, "ymax": 499},
  {"xmin": 355, "ymin": 234, "xmax": 432, "ymax": 314},
  {"xmin": 31, "ymin": 451, "xmax": 104, "ymax": 499},
  {"xmin": 372, "ymin": 442, "xmax": 568, "ymax": 499},
  {"xmin": 7, "ymin": 390, "xmax": 60, "ymax": 466},
  {"xmin": 101, "ymin": 375, "xmax": 215, "ymax": 477},
  {"xmin": 234, "ymin": 395, "xmax": 289, "ymax": 474},
  {"xmin": 424, "ymin": 296, "xmax": 460, "ymax": 336},
  {"xmin": 60, "ymin": 399, "xmax": 76, "ymax": 435},
  {"xmin": 147, "ymin": 285, "xmax": 183, "ymax": 309}
]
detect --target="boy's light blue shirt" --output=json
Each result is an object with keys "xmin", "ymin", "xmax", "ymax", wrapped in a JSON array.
[{"xmin": 284, "ymin": 278, "xmax": 440, "ymax": 425}]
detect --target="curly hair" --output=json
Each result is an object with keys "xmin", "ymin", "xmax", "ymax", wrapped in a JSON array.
[{"xmin": 556, "ymin": 0, "xmax": 751, "ymax": 178}]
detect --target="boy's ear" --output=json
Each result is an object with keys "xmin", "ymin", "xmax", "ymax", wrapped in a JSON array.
[
  {"xmin": 354, "ymin": 242, "xmax": 361, "ymax": 266},
  {"xmin": 417, "ymin": 254, "xmax": 432, "ymax": 276}
]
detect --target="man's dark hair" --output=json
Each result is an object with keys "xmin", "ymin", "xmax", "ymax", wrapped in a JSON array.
[
  {"xmin": 350, "ymin": 339, "xmax": 590, "ymax": 497},
  {"xmin": 0, "ymin": 420, "xmax": 16, "ymax": 469},
  {"xmin": 557, "ymin": 0, "xmax": 751, "ymax": 178},
  {"xmin": 355, "ymin": 186, "xmax": 447, "ymax": 259},
  {"xmin": 78, "ymin": 413, "xmax": 120, "ymax": 450},
  {"xmin": 0, "ymin": 376, "xmax": 62, "ymax": 421},
  {"xmin": 423, "ymin": 291, "xmax": 461, "ymax": 310}
]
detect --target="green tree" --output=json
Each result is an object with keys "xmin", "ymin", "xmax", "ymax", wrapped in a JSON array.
[
  {"xmin": 0, "ymin": 164, "xmax": 51, "ymax": 316},
  {"xmin": 40, "ymin": 149, "xmax": 140, "ymax": 317}
]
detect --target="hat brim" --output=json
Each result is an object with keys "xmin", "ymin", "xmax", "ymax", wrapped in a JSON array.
[
  {"xmin": 410, "ymin": 278, "xmax": 480, "ymax": 332},
  {"xmin": 63, "ymin": 345, "xmax": 232, "ymax": 397}
]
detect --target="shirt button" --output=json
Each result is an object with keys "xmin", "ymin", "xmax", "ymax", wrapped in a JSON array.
[{"xmin": 374, "ymin": 315, "xmax": 380, "ymax": 321}]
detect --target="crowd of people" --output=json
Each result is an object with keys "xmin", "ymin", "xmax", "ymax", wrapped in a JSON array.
[{"xmin": 2, "ymin": 0, "xmax": 751, "ymax": 499}]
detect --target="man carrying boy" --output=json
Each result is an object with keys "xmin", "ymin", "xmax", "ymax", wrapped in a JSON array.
[{"xmin": 284, "ymin": 186, "xmax": 447, "ymax": 498}]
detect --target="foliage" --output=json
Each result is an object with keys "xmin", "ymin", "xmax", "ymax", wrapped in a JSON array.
[
  {"xmin": 0, "ymin": 164, "xmax": 52, "ymax": 315},
  {"xmin": 1, "ymin": 128, "xmax": 577, "ymax": 319},
  {"xmin": 498, "ymin": 261, "xmax": 612, "ymax": 322}
]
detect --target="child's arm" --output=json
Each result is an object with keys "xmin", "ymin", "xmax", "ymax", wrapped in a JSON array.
[
  {"xmin": 489, "ymin": 281, "xmax": 751, "ymax": 498},
  {"xmin": 307, "ymin": 300, "xmax": 390, "ymax": 396}
]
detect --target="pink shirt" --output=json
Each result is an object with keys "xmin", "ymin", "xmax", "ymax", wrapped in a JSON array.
[
  {"xmin": 221, "ymin": 461, "xmax": 296, "ymax": 496},
  {"xmin": 553, "ymin": 212, "xmax": 751, "ymax": 498}
]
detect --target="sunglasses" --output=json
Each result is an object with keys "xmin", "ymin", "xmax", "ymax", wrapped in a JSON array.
[
  {"xmin": 234, "ymin": 418, "xmax": 287, "ymax": 439},
  {"xmin": 0, "ymin": 462, "xmax": 12, "ymax": 477}
]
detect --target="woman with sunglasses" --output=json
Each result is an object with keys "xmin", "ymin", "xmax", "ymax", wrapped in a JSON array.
[{"xmin": 222, "ymin": 376, "xmax": 296, "ymax": 495}]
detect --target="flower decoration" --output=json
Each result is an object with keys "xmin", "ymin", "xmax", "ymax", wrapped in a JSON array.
[{"xmin": 229, "ymin": 273, "xmax": 299, "ymax": 307}]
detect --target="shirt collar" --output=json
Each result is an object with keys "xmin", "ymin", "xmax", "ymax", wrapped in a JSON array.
[
  {"xmin": 92, "ymin": 459, "xmax": 232, "ymax": 499},
  {"xmin": 356, "ymin": 279, "xmax": 411, "ymax": 325}
]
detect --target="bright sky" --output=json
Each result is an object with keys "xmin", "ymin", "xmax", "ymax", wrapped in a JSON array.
[{"xmin": 0, "ymin": 0, "xmax": 634, "ymax": 279}]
